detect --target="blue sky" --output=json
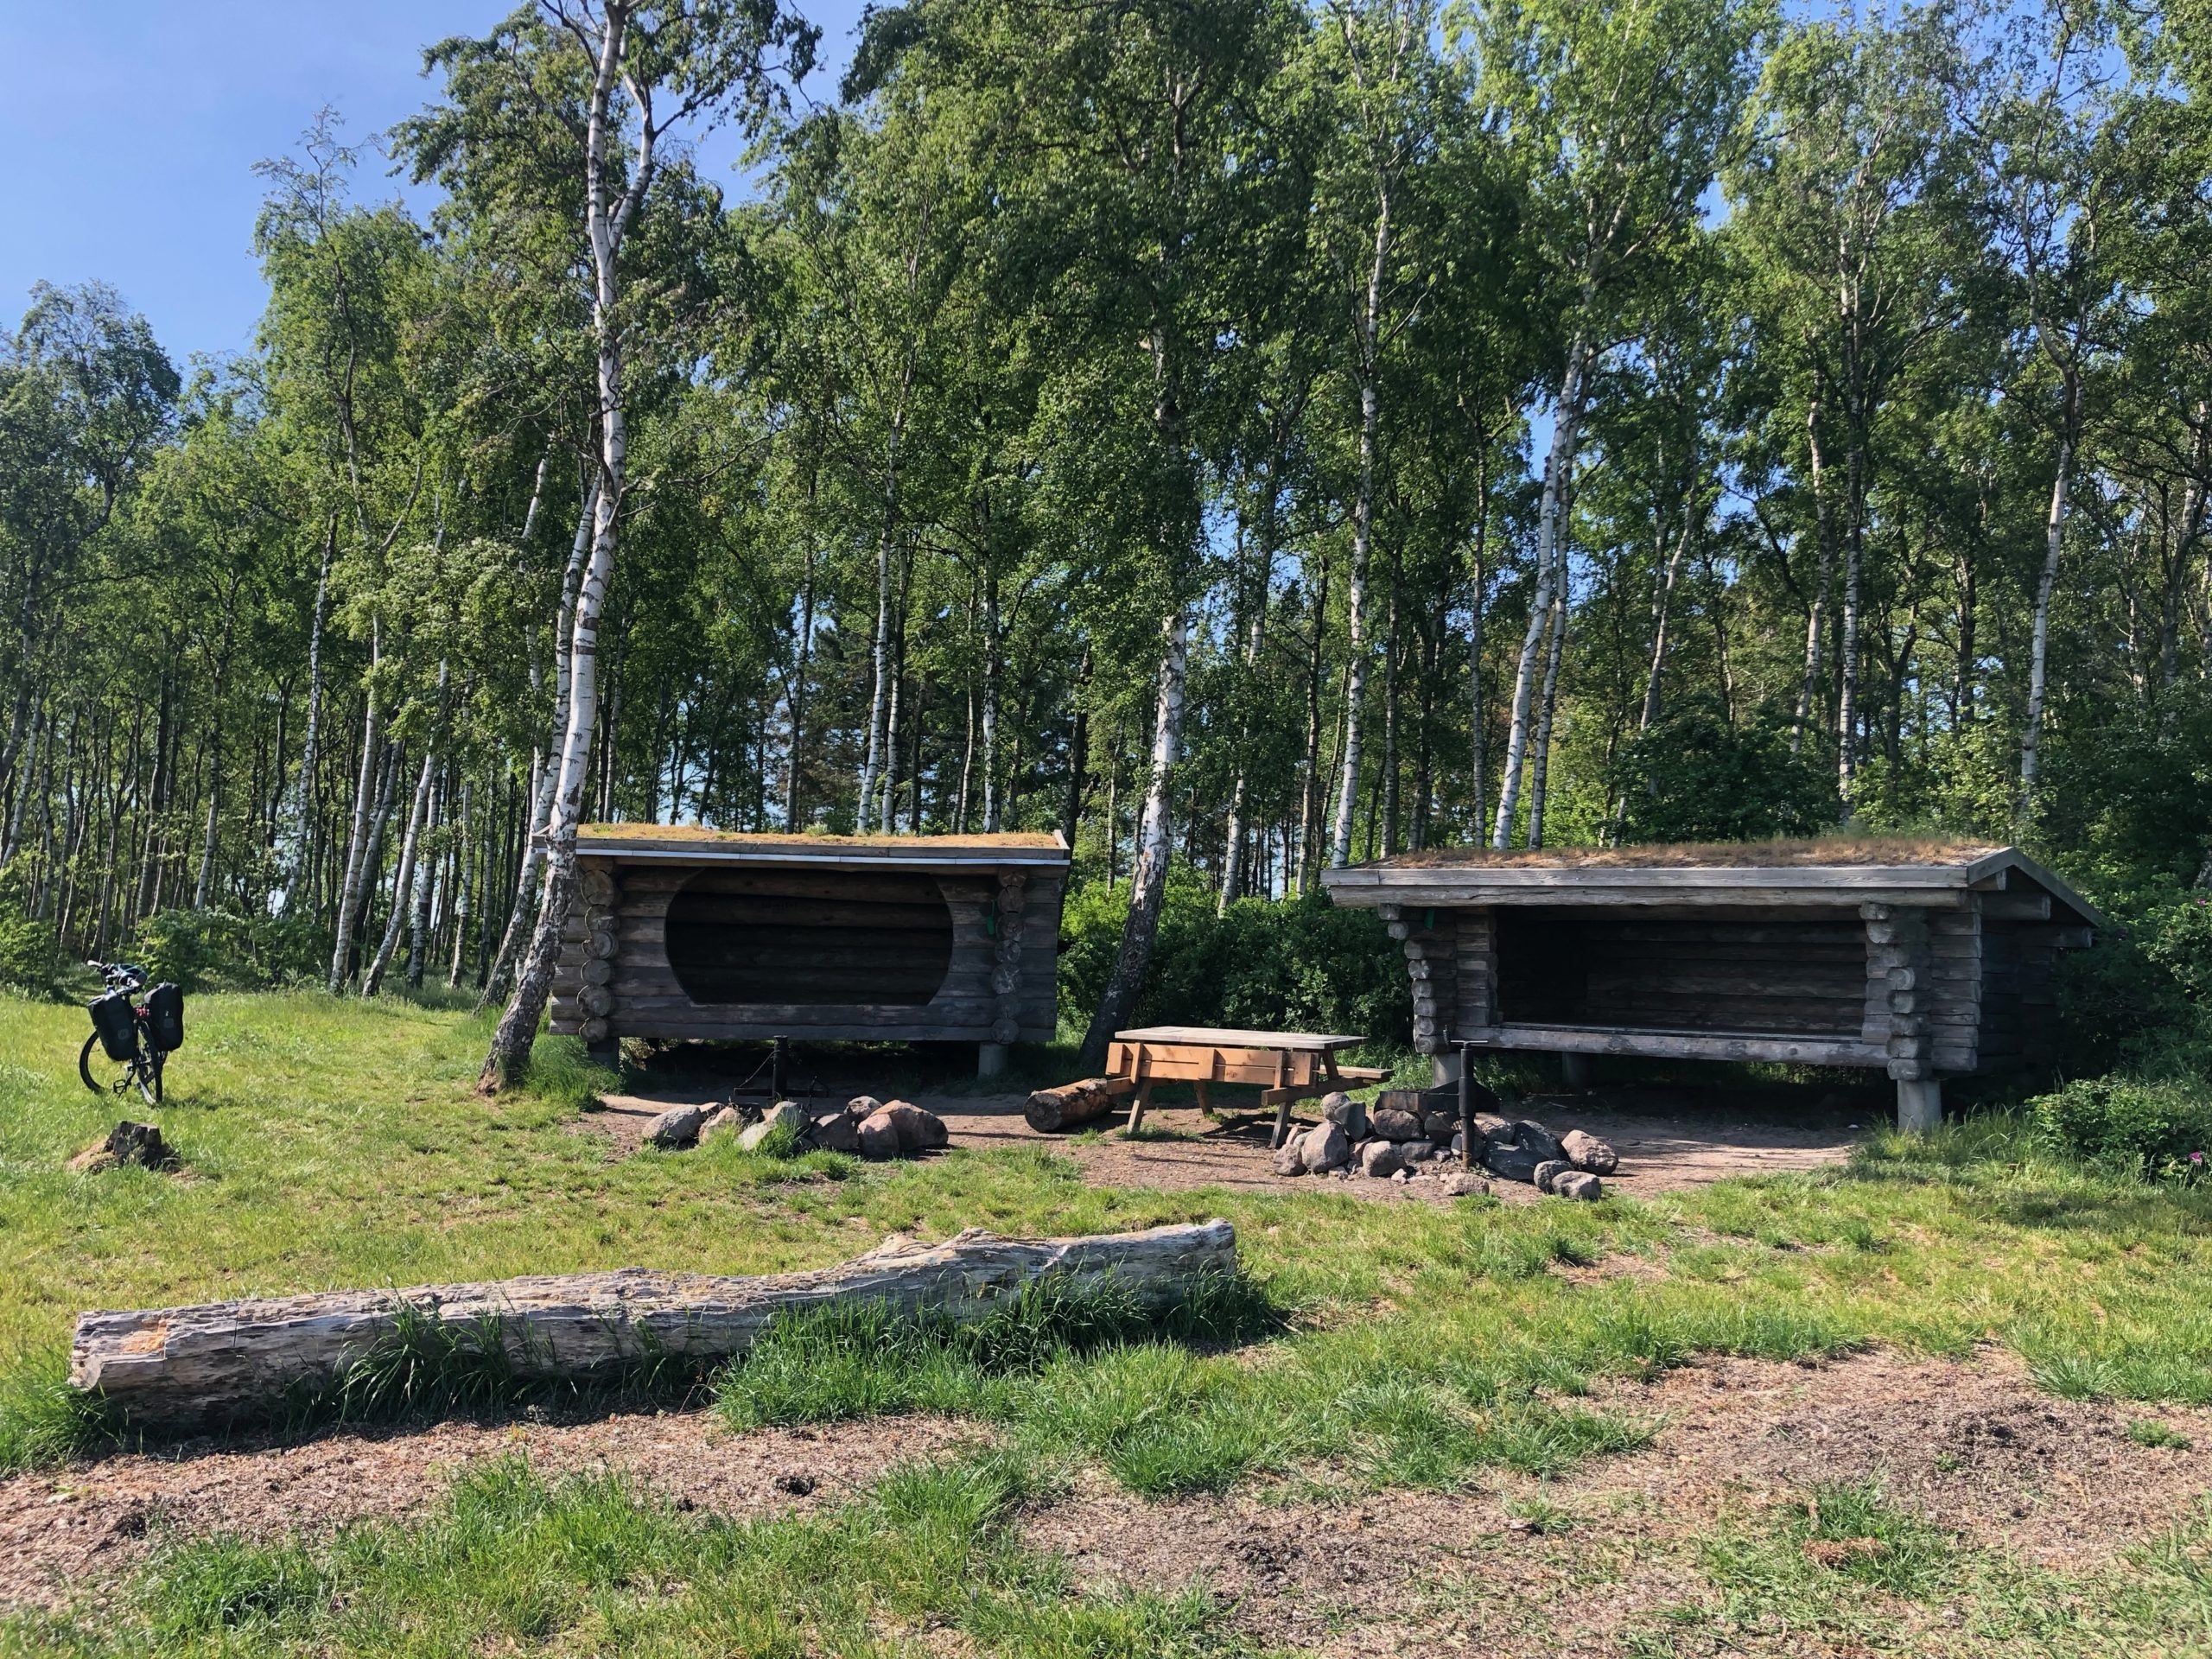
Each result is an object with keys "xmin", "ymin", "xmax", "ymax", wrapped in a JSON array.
[{"xmin": 0, "ymin": 2, "xmax": 868, "ymax": 365}]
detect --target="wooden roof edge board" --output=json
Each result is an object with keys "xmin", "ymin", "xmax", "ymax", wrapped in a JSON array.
[
  {"xmin": 1325, "ymin": 863, "xmax": 1979, "ymax": 890},
  {"xmin": 576, "ymin": 823, "xmax": 1065, "ymax": 853},
  {"xmin": 574, "ymin": 830, "xmax": 1069, "ymax": 868},
  {"xmin": 1965, "ymin": 847, "xmax": 2107, "ymax": 931},
  {"xmin": 1325, "ymin": 845, "xmax": 2107, "ymax": 929}
]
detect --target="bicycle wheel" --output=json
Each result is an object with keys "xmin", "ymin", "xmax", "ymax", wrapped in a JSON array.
[
  {"xmin": 78, "ymin": 1033, "xmax": 105, "ymax": 1095},
  {"xmin": 135, "ymin": 1049, "xmax": 163, "ymax": 1108}
]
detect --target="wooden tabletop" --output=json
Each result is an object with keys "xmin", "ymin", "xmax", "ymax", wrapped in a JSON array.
[{"xmin": 1112, "ymin": 1027, "xmax": 1366, "ymax": 1050}]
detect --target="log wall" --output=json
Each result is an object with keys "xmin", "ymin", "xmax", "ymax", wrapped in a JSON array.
[{"xmin": 550, "ymin": 855, "xmax": 1065, "ymax": 1045}]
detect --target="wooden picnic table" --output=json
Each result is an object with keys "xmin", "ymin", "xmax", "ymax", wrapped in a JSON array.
[{"xmin": 1108, "ymin": 1026, "xmax": 1389, "ymax": 1147}]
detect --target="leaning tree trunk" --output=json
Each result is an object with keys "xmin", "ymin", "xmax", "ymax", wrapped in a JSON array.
[
  {"xmin": 2021, "ymin": 382, "xmax": 2080, "ymax": 803},
  {"xmin": 480, "ymin": 481, "xmax": 597, "ymax": 1011},
  {"xmin": 483, "ymin": 9, "xmax": 643, "ymax": 1090},
  {"xmin": 1791, "ymin": 393, "xmax": 1833, "ymax": 754},
  {"xmin": 1526, "ymin": 569, "xmax": 1568, "ymax": 849},
  {"xmin": 275, "ymin": 522, "xmax": 334, "ymax": 917},
  {"xmin": 1492, "ymin": 338, "xmax": 1587, "ymax": 848},
  {"xmin": 73, "ymin": 1220, "xmax": 1238, "ymax": 1429},
  {"xmin": 1079, "ymin": 609, "xmax": 1190, "ymax": 1073},
  {"xmin": 327, "ymin": 622, "xmax": 382, "ymax": 994},
  {"xmin": 364, "ymin": 741, "xmax": 436, "ymax": 997}
]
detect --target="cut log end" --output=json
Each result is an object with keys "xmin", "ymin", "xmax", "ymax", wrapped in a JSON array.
[{"xmin": 1024, "ymin": 1077, "xmax": 1128, "ymax": 1134}]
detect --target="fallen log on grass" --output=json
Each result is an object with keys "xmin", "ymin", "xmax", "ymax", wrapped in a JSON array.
[
  {"xmin": 1023, "ymin": 1076, "xmax": 1130, "ymax": 1133},
  {"xmin": 72, "ymin": 1219, "xmax": 1236, "ymax": 1428}
]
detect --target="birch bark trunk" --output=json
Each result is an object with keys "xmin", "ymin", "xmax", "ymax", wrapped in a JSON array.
[
  {"xmin": 1079, "ymin": 608, "xmax": 1189, "ymax": 1072},
  {"xmin": 2020, "ymin": 382, "xmax": 2078, "ymax": 799},
  {"xmin": 484, "ymin": 9, "xmax": 653, "ymax": 1088},
  {"xmin": 275, "ymin": 521, "xmax": 334, "ymax": 916},
  {"xmin": 364, "ymin": 739, "xmax": 432, "ymax": 997},
  {"xmin": 446, "ymin": 779, "xmax": 471, "ymax": 988},
  {"xmin": 1491, "ymin": 338, "xmax": 1587, "ymax": 847},
  {"xmin": 1526, "ymin": 564, "xmax": 1568, "ymax": 849},
  {"xmin": 479, "ymin": 478, "xmax": 596, "ymax": 1011},
  {"xmin": 327, "ymin": 621, "xmax": 382, "ymax": 993},
  {"xmin": 1791, "ymin": 393, "xmax": 1833, "ymax": 753},
  {"xmin": 1640, "ymin": 465, "xmax": 1698, "ymax": 732}
]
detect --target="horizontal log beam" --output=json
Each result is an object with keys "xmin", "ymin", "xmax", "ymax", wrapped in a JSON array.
[
  {"xmin": 1471, "ymin": 1022, "xmax": 1889, "ymax": 1067},
  {"xmin": 73, "ymin": 1221, "xmax": 1233, "ymax": 1428}
]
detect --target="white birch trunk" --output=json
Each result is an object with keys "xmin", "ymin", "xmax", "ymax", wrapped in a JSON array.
[
  {"xmin": 1491, "ymin": 339, "xmax": 1586, "ymax": 847},
  {"xmin": 1791, "ymin": 395, "xmax": 1832, "ymax": 753},
  {"xmin": 1080, "ymin": 609, "xmax": 1189, "ymax": 1070},
  {"xmin": 275, "ymin": 524, "xmax": 334, "ymax": 917},
  {"xmin": 2021, "ymin": 419, "xmax": 2075, "ymax": 797},
  {"xmin": 327, "ymin": 620, "xmax": 381, "ymax": 994},
  {"xmin": 365, "ymin": 739, "xmax": 437, "ymax": 997},
  {"xmin": 480, "ymin": 479, "xmax": 596, "ymax": 1010},
  {"xmin": 485, "ymin": 8, "xmax": 651, "ymax": 1086}
]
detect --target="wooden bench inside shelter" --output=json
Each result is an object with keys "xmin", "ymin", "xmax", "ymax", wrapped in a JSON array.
[{"xmin": 1108, "ymin": 1027, "xmax": 1389, "ymax": 1146}]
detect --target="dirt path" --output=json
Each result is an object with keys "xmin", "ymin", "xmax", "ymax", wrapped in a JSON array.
[
  {"xmin": 590, "ymin": 1077, "xmax": 1861, "ymax": 1202},
  {"xmin": 6, "ymin": 1349, "xmax": 2203, "ymax": 1650}
]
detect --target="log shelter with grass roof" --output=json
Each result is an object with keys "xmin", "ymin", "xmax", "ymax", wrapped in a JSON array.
[
  {"xmin": 550, "ymin": 826, "xmax": 1070, "ymax": 1074},
  {"xmin": 1321, "ymin": 838, "xmax": 2105, "ymax": 1129}
]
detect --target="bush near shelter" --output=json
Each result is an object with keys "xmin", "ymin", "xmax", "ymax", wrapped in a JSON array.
[
  {"xmin": 2028, "ymin": 1076, "xmax": 2212, "ymax": 1178},
  {"xmin": 1058, "ymin": 868, "xmax": 1408, "ymax": 1045}
]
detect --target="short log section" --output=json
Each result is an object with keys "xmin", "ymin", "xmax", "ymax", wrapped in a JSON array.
[
  {"xmin": 1025, "ymin": 1077, "xmax": 1133, "ymax": 1133},
  {"xmin": 71, "ymin": 1220, "xmax": 1236, "ymax": 1427}
]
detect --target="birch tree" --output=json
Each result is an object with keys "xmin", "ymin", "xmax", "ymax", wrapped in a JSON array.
[{"xmin": 404, "ymin": 0, "xmax": 815, "ymax": 1088}]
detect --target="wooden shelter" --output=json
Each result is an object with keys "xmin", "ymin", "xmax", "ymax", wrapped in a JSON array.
[
  {"xmin": 1320, "ymin": 840, "xmax": 2103, "ymax": 1128},
  {"xmin": 550, "ymin": 827, "xmax": 1070, "ymax": 1071}
]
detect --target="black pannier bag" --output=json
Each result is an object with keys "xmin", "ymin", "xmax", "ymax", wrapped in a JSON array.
[
  {"xmin": 90, "ymin": 991, "xmax": 139, "ymax": 1063},
  {"xmin": 145, "ymin": 982, "xmax": 185, "ymax": 1053}
]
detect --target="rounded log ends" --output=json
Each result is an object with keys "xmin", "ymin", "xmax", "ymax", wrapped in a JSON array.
[
  {"xmin": 580, "ymin": 868, "xmax": 619, "ymax": 906},
  {"xmin": 579, "ymin": 984, "xmax": 616, "ymax": 1019},
  {"xmin": 582, "ymin": 958, "xmax": 614, "ymax": 987},
  {"xmin": 581, "ymin": 1017, "xmax": 612, "ymax": 1045}
]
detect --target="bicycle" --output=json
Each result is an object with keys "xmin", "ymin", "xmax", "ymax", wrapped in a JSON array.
[{"xmin": 79, "ymin": 961, "xmax": 180, "ymax": 1108}]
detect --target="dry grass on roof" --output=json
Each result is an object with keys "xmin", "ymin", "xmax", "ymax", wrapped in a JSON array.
[
  {"xmin": 1370, "ymin": 836, "xmax": 2007, "ymax": 870},
  {"xmin": 575, "ymin": 823, "xmax": 1064, "ymax": 849}
]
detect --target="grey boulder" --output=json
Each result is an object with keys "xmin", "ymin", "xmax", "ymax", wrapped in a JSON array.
[
  {"xmin": 1532, "ymin": 1158, "xmax": 1572, "ymax": 1194},
  {"xmin": 1271, "ymin": 1137, "xmax": 1308, "ymax": 1176},
  {"xmin": 1440, "ymin": 1171, "xmax": 1491, "ymax": 1198},
  {"xmin": 1484, "ymin": 1142, "xmax": 1544, "ymax": 1184},
  {"xmin": 1560, "ymin": 1128, "xmax": 1619, "ymax": 1174},
  {"xmin": 1301, "ymin": 1121, "xmax": 1351, "ymax": 1173},
  {"xmin": 1357, "ymin": 1139, "xmax": 1405, "ymax": 1179},
  {"xmin": 643, "ymin": 1105, "xmax": 706, "ymax": 1148},
  {"xmin": 808, "ymin": 1112, "xmax": 863, "ymax": 1154},
  {"xmin": 1370, "ymin": 1107, "xmax": 1425, "ymax": 1142},
  {"xmin": 1514, "ymin": 1120, "xmax": 1564, "ymax": 1161},
  {"xmin": 1552, "ymin": 1171, "xmax": 1604, "ymax": 1201},
  {"xmin": 1319, "ymin": 1091, "xmax": 1368, "ymax": 1139},
  {"xmin": 737, "ymin": 1100, "xmax": 806, "ymax": 1153}
]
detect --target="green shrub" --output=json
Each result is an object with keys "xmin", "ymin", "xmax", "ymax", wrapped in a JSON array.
[
  {"xmin": 1058, "ymin": 866, "xmax": 1407, "ymax": 1041},
  {"xmin": 2028, "ymin": 1076, "xmax": 2212, "ymax": 1174},
  {"xmin": 128, "ymin": 907, "xmax": 323, "ymax": 991},
  {"xmin": 1612, "ymin": 704, "xmax": 1836, "ymax": 844},
  {"xmin": 0, "ymin": 912, "xmax": 59, "ymax": 995}
]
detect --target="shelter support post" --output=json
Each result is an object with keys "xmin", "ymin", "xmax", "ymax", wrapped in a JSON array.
[
  {"xmin": 1560, "ymin": 1052, "xmax": 1592, "ymax": 1090},
  {"xmin": 977, "ymin": 1043, "xmax": 1007, "ymax": 1078},
  {"xmin": 1897, "ymin": 1077, "xmax": 1942, "ymax": 1134}
]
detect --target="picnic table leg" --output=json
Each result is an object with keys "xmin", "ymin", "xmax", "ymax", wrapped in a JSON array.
[
  {"xmin": 1192, "ymin": 1077, "xmax": 1211, "ymax": 1116},
  {"xmin": 1128, "ymin": 1080, "xmax": 1155, "ymax": 1135}
]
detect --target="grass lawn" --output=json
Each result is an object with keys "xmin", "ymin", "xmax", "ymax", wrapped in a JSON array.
[{"xmin": 3, "ymin": 990, "xmax": 2212, "ymax": 1654}]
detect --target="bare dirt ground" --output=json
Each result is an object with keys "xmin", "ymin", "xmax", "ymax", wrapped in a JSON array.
[
  {"xmin": 0, "ymin": 1411, "xmax": 983, "ymax": 1613},
  {"xmin": 1025, "ymin": 1347, "xmax": 2210, "ymax": 1657},
  {"xmin": 589, "ymin": 1073, "xmax": 1864, "ymax": 1202},
  {"xmin": 6, "ymin": 1348, "xmax": 2204, "ymax": 1652}
]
